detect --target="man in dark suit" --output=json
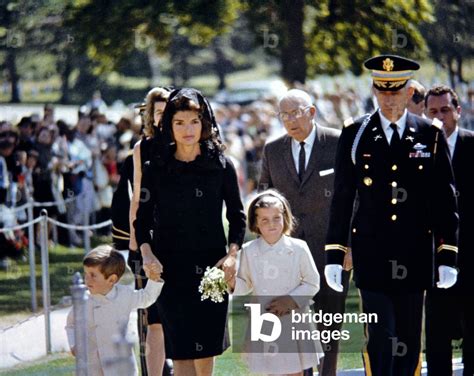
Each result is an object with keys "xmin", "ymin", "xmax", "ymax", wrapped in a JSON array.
[
  {"xmin": 324, "ymin": 55, "xmax": 459, "ymax": 376},
  {"xmin": 425, "ymin": 85, "xmax": 474, "ymax": 376},
  {"xmin": 259, "ymin": 89, "xmax": 350, "ymax": 376}
]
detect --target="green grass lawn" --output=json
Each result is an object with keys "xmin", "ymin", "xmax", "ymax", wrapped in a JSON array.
[
  {"xmin": 0, "ymin": 245, "xmax": 84, "ymax": 316},
  {"xmin": 0, "ymin": 354, "xmax": 75, "ymax": 376}
]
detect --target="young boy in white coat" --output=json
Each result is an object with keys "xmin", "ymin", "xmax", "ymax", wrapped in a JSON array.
[{"xmin": 66, "ymin": 245, "xmax": 163, "ymax": 376}]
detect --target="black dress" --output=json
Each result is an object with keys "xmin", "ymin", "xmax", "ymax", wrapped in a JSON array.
[{"xmin": 135, "ymin": 150, "xmax": 246, "ymax": 360}]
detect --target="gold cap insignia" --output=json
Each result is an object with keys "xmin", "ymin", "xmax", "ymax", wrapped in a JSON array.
[
  {"xmin": 363, "ymin": 177, "xmax": 373, "ymax": 186},
  {"xmin": 382, "ymin": 58, "xmax": 394, "ymax": 72}
]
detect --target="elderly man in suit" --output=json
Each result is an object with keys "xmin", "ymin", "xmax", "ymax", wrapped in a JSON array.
[
  {"xmin": 424, "ymin": 85, "xmax": 474, "ymax": 376},
  {"xmin": 259, "ymin": 89, "xmax": 350, "ymax": 376}
]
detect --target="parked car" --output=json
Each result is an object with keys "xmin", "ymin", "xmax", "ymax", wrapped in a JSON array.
[{"xmin": 213, "ymin": 79, "xmax": 288, "ymax": 105}]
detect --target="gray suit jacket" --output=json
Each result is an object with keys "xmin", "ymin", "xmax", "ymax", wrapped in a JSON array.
[{"xmin": 259, "ymin": 124, "xmax": 341, "ymax": 271}]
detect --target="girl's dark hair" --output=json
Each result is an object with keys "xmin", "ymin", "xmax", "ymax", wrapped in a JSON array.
[{"xmin": 247, "ymin": 189, "xmax": 296, "ymax": 235}]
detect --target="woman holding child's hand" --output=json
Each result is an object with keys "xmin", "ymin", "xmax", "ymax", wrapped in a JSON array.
[
  {"xmin": 134, "ymin": 88, "xmax": 246, "ymax": 376},
  {"xmin": 140, "ymin": 242, "xmax": 163, "ymax": 281}
]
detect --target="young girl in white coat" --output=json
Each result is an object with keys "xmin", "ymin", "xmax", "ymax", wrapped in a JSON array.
[{"xmin": 229, "ymin": 190, "xmax": 324, "ymax": 376}]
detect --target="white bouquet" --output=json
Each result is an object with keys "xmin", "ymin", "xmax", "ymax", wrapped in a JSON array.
[{"xmin": 198, "ymin": 266, "xmax": 228, "ymax": 303}]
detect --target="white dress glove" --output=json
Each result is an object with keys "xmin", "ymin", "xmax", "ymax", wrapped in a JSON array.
[
  {"xmin": 324, "ymin": 264, "xmax": 344, "ymax": 292},
  {"xmin": 437, "ymin": 265, "xmax": 458, "ymax": 289}
]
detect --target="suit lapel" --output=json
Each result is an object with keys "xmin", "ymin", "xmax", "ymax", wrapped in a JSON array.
[
  {"xmin": 284, "ymin": 136, "xmax": 300, "ymax": 186},
  {"xmin": 301, "ymin": 124, "xmax": 324, "ymax": 186}
]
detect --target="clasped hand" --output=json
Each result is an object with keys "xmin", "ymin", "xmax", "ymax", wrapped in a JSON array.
[
  {"xmin": 215, "ymin": 243, "xmax": 239, "ymax": 287},
  {"xmin": 141, "ymin": 244, "xmax": 163, "ymax": 281},
  {"xmin": 265, "ymin": 296, "xmax": 298, "ymax": 317}
]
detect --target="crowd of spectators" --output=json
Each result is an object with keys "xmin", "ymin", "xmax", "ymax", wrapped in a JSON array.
[{"xmin": 1, "ymin": 82, "xmax": 473, "ymax": 267}]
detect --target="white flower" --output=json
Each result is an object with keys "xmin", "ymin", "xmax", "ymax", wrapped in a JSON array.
[{"xmin": 198, "ymin": 266, "xmax": 228, "ymax": 303}]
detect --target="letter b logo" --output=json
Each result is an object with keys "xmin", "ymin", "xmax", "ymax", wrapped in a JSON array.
[{"xmin": 245, "ymin": 303, "xmax": 281, "ymax": 342}]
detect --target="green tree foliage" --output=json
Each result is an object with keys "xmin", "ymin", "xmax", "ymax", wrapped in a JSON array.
[
  {"xmin": 0, "ymin": 0, "xmax": 82, "ymax": 103},
  {"xmin": 0, "ymin": 0, "xmax": 56, "ymax": 102},
  {"xmin": 420, "ymin": 0, "xmax": 474, "ymax": 88},
  {"xmin": 68, "ymin": 0, "xmax": 242, "ymax": 73},
  {"xmin": 243, "ymin": 0, "xmax": 434, "ymax": 83}
]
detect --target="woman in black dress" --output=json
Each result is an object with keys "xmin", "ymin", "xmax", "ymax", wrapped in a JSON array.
[{"xmin": 135, "ymin": 88, "xmax": 246, "ymax": 375}]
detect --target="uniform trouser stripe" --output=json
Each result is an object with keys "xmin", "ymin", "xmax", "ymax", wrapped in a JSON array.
[
  {"xmin": 359, "ymin": 289, "xmax": 424, "ymax": 376},
  {"xmin": 413, "ymin": 353, "xmax": 422, "ymax": 376},
  {"xmin": 362, "ymin": 323, "xmax": 373, "ymax": 376},
  {"xmin": 359, "ymin": 289, "xmax": 373, "ymax": 376}
]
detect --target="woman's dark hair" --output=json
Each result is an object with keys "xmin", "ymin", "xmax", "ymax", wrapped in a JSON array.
[
  {"xmin": 144, "ymin": 87, "xmax": 171, "ymax": 138},
  {"xmin": 160, "ymin": 88, "xmax": 226, "ymax": 161}
]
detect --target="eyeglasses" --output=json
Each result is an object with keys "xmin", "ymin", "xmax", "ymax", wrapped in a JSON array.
[{"xmin": 278, "ymin": 106, "xmax": 311, "ymax": 121}]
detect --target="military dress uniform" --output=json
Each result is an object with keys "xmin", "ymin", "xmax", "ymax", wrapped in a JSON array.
[{"xmin": 325, "ymin": 55, "xmax": 459, "ymax": 376}]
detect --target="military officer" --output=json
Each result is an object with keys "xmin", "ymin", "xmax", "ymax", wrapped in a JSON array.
[{"xmin": 324, "ymin": 55, "xmax": 459, "ymax": 376}]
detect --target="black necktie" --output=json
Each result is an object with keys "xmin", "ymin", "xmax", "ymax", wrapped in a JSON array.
[
  {"xmin": 298, "ymin": 141, "xmax": 306, "ymax": 182},
  {"xmin": 390, "ymin": 123, "xmax": 401, "ymax": 149}
]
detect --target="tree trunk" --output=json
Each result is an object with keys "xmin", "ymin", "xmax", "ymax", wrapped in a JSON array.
[
  {"xmin": 147, "ymin": 48, "xmax": 162, "ymax": 87},
  {"xmin": 456, "ymin": 55, "xmax": 465, "ymax": 84},
  {"xmin": 181, "ymin": 56, "xmax": 189, "ymax": 86},
  {"xmin": 447, "ymin": 56, "xmax": 455, "ymax": 89},
  {"xmin": 60, "ymin": 51, "xmax": 72, "ymax": 104},
  {"xmin": 213, "ymin": 38, "xmax": 227, "ymax": 90},
  {"xmin": 280, "ymin": 0, "xmax": 307, "ymax": 84},
  {"xmin": 6, "ymin": 49, "xmax": 20, "ymax": 103}
]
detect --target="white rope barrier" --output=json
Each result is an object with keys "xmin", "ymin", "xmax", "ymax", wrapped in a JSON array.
[
  {"xmin": 0, "ymin": 216, "xmax": 43, "ymax": 233},
  {"xmin": 8, "ymin": 202, "xmax": 31, "ymax": 212},
  {"xmin": 46, "ymin": 217, "xmax": 112, "ymax": 231},
  {"xmin": 8, "ymin": 196, "xmax": 77, "ymax": 213}
]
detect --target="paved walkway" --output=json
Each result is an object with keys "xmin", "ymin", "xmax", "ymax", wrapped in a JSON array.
[
  {"xmin": 0, "ymin": 307, "xmax": 71, "ymax": 369},
  {"xmin": 0, "ymin": 307, "xmax": 139, "ymax": 370}
]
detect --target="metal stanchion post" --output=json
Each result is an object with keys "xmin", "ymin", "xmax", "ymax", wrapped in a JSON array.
[
  {"xmin": 26, "ymin": 194, "xmax": 37, "ymax": 312},
  {"xmin": 83, "ymin": 208, "xmax": 90, "ymax": 254},
  {"xmin": 52, "ymin": 220, "xmax": 58, "ymax": 246},
  {"xmin": 40, "ymin": 209, "xmax": 52, "ymax": 354},
  {"xmin": 70, "ymin": 272, "xmax": 88, "ymax": 376}
]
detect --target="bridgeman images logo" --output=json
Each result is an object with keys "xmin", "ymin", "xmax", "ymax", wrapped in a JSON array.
[{"xmin": 244, "ymin": 303, "xmax": 377, "ymax": 346}]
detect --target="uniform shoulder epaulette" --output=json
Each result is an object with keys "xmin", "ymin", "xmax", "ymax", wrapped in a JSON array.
[
  {"xmin": 431, "ymin": 118, "xmax": 443, "ymax": 129},
  {"xmin": 344, "ymin": 117, "xmax": 355, "ymax": 128}
]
